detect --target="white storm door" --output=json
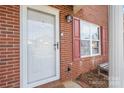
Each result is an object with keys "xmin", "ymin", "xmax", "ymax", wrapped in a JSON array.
[{"xmin": 20, "ymin": 6, "xmax": 60, "ymax": 88}]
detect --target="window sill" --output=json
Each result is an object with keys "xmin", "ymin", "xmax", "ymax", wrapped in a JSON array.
[{"xmin": 81, "ymin": 54, "xmax": 101, "ymax": 58}]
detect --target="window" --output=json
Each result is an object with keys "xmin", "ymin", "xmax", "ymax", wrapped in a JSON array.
[{"xmin": 80, "ymin": 20, "xmax": 101, "ymax": 57}]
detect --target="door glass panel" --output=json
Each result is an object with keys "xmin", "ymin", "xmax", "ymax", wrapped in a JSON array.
[{"xmin": 27, "ymin": 9, "xmax": 56, "ymax": 83}]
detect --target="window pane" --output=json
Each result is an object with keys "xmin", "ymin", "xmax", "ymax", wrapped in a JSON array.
[
  {"xmin": 91, "ymin": 26, "xmax": 99, "ymax": 40},
  {"xmin": 80, "ymin": 40, "xmax": 90, "ymax": 56},
  {"xmin": 92, "ymin": 41, "xmax": 99, "ymax": 54},
  {"xmin": 80, "ymin": 22, "xmax": 90, "ymax": 39}
]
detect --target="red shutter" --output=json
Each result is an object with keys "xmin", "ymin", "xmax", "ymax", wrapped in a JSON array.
[
  {"xmin": 73, "ymin": 17, "xmax": 80, "ymax": 61},
  {"xmin": 100, "ymin": 26, "xmax": 104, "ymax": 55}
]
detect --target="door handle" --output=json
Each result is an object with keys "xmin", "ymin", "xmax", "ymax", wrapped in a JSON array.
[{"xmin": 54, "ymin": 42, "xmax": 59, "ymax": 49}]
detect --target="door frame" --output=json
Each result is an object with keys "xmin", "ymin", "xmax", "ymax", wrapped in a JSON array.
[{"xmin": 20, "ymin": 5, "xmax": 60, "ymax": 88}]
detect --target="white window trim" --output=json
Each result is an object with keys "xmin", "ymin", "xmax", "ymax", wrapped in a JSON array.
[{"xmin": 80, "ymin": 20, "xmax": 101, "ymax": 58}]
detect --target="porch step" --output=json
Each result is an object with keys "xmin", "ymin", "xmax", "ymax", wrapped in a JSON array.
[{"xmin": 62, "ymin": 81, "xmax": 82, "ymax": 88}]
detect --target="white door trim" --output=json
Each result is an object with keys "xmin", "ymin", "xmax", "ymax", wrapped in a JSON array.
[{"xmin": 20, "ymin": 5, "xmax": 60, "ymax": 88}]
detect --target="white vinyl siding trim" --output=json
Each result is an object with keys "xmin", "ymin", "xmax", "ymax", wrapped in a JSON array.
[{"xmin": 109, "ymin": 5, "xmax": 124, "ymax": 87}]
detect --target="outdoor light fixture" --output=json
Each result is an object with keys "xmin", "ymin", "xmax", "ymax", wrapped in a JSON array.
[{"xmin": 66, "ymin": 15, "xmax": 73, "ymax": 23}]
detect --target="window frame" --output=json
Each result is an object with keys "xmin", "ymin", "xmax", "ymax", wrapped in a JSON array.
[{"xmin": 80, "ymin": 20, "xmax": 101, "ymax": 58}]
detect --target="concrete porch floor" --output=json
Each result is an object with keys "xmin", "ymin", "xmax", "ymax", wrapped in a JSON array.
[
  {"xmin": 36, "ymin": 80, "xmax": 89, "ymax": 88},
  {"xmin": 62, "ymin": 81, "xmax": 82, "ymax": 88},
  {"xmin": 36, "ymin": 70, "xmax": 108, "ymax": 88}
]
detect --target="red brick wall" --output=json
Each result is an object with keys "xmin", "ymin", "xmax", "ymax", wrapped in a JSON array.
[
  {"xmin": 0, "ymin": 5, "xmax": 20, "ymax": 87},
  {"xmin": 74, "ymin": 5, "xmax": 108, "ymax": 77},
  {"xmin": 0, "ymin": 5, "xmax": 108, "ymax": 87},
  {"xmin": 51, "ymin": 5, "xmax": 74, "ymax": 81},
  {"xmin": 52, "ymin": 5, "xmax": 108, "ymax": 81}
]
